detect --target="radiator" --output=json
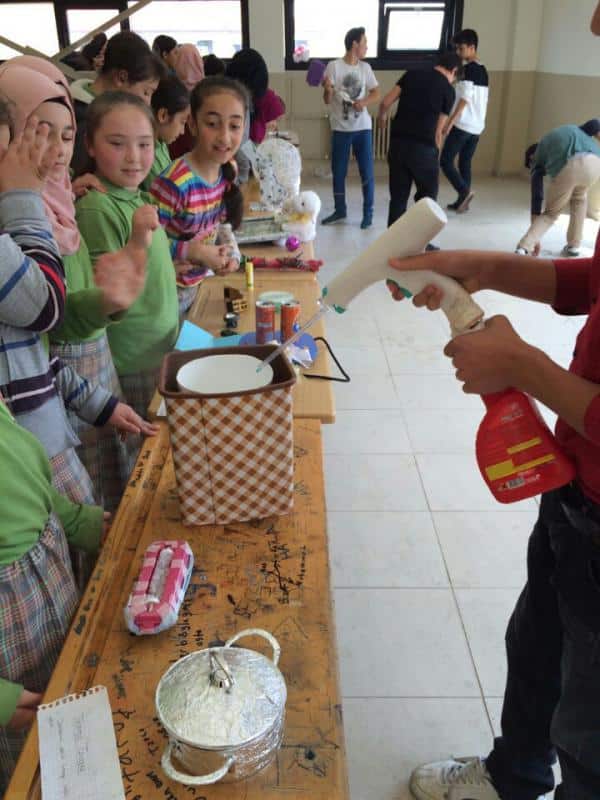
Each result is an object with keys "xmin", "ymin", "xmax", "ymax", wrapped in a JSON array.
[
  {"xmin": 371, "ymin": 112, "xmax": 392, "ymax": 161},
  {"xmin": 321, "ymin": 112, "xmax": 392, "ymax": 161}
]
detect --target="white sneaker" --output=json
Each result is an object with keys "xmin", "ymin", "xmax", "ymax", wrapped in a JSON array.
[
  {"xmin": 410, "ymin": 756, "xmax": 500, "ymax": 800},
  {"xmin": 561, "ymin": 245, "xmax": 580, "ymax": 257}
]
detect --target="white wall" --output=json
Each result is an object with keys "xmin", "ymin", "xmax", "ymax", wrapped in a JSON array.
[
  {"xmin": 248, "ymin": 0, "xmax": 285, "ymax": 72},
  {"xmin": 537, "ymin": 0, "xmax": 600, "ymax": 76},
  {"xmin": 462, "ymin": 0, "xmax": 544, "ymax": 72}
]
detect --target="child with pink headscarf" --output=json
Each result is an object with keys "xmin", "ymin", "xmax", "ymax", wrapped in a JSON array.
[{"xmin": 0, "ymin": 58, "xmax": 158, "ymax": 512}]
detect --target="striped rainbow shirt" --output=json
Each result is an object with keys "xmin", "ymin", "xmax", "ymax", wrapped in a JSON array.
[{"xmin": 149, "ymin": 157, "xmax": 229, "ymax": 261}]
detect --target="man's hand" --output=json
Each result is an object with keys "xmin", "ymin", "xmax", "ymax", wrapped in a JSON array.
[
  {"xmin": 444, "ymin": 315, "xmax": 533, "ymax": 394},
  {"xmin": 107, "ymin": 402, "xmax": 159, "ymax": 437},
  {"xmin": 0, "ymin": 117, "xmax": 59, "ymax": 193},
  {"xmin": 72, "ymin": 173, "xmax": 107, "ymax": 198},
  {"xmin": 7, "ymin": 689, "xmax": 43, "ymax": 731},
  {"xmin": 352, "ymin": 99, "xmax": 366, "ymax": 112},
  {"xmin": 386, "ymin": 252, "xmax": 484, "ymax": 310}
]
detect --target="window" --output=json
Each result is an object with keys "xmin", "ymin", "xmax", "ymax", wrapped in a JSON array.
[
  {"xmin": 66, "ymin": 7, "xmax": 122, "ymax": 44},
  {"xmin": 0, "ymin": 2, "xmax": 59, "ymax": 58},
  {"xmin": 287, "ymin": 0, "xmax": 379, "ymax": 62},
  {"xmin": 127, "ymin": 0, "xmax": 248, "ymax": 58},
  {"xmin": 383, "ymin": 2, "xmax": 445, "ymax": 51},
  {"xmin": 285, "ymin": 0, "xmax": 463, "ymax": 69}
]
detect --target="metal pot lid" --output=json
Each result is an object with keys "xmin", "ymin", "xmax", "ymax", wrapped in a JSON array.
[{"xmin": 156, "ymin": 646, "xmax": 287, "ymax": 748}]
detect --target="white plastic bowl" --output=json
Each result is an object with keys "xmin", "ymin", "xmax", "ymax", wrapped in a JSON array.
[{"xmin": 176, "ymin": 354, "xmax": 274, "ymax": 395}]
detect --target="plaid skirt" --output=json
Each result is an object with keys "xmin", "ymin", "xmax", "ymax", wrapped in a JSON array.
[
  {"xmin": 0, "ymin": 515, "xmax": 79, "ymax": 795},
  {"xmin": 118, "ymin": 369, "xmax": 161, "ymax": 477},
  {"xmin": 51, "ymin": 335, "xmax": 127, "ymax": 512},
  {"xmin": 50, "ymin": 446, "xmax": 96, "ymax": 505},
  {"xmin": 50, "ymin": 447, "xmax": 97, "ymax": 590}
]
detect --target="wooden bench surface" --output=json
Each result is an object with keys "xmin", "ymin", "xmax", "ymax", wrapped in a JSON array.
[{"xmin": 8, "ymin": 420, "xmax": 349, "ymax": 800}]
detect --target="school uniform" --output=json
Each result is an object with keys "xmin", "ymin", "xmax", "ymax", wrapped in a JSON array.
[{"xmin": 0, "ymin": 400, "xmax": 102, "ymax": 794}]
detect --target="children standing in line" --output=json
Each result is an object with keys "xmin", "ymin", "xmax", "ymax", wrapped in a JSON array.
[
  {"xmin": 0, "ymin": 393, "xmax": 106, "ymax": 795},
  {"xmin": 141, "ymin": 74, "xmax": 190, "ymax": 192},
  {"xmin": 75, "ymin": 92, "xmax": 179, "ymax": 465},
  {"xmin": 0, "ymin": 60, "xmax": 158, "ymax": 511},
  {"xmin": 70, "ymin": 32, "xmax": 163, "ymax": 175},
  {"xmin": 0, "ymin": 90, "xmax": 151, "ymax": 513},
  {"xmin": 150, "ymin": 76, "xmax": 246, "ymax": 315}
]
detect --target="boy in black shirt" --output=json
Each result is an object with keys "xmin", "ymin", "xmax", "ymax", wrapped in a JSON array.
[{"xmin": 378, "ymin": 52, "xmax": 461, "ymax": 228}]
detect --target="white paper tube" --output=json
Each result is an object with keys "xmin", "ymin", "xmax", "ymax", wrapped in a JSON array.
[{"xmin": 322, "ymin": 198, "xmax": 484, "ymax": 335}]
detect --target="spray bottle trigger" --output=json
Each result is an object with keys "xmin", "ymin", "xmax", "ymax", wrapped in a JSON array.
[{"xmin": 385, "ymin": 279, "xmax": 412, "ymax": 298}]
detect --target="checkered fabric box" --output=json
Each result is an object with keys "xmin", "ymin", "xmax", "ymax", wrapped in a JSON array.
[{"xmin": 159, "ymin": 346, "xmax": 296, "ymax": 526}]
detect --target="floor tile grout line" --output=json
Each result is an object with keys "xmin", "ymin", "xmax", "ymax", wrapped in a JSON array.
[{"xmin": 414, "ymin": 455, "xmax": 495, "ymax": 738}]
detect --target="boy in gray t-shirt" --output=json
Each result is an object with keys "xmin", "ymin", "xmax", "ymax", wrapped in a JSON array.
[{"xmin": 322, "ymin": 26, "xmax": 380, "ymax": 229}]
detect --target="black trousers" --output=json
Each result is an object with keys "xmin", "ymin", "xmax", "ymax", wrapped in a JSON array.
[
  {"xmin": 485, "ymin": 484, "xmax": 600, "ymax": 799},
  {"xmin": 387, "ymin": 136, "xmax": 439, "ymax": 227}
]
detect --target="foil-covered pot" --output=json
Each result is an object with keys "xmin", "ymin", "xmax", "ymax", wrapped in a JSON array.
[{"xmin": 156, "ymin": 628, "xmax": 286, "ymax": 786}]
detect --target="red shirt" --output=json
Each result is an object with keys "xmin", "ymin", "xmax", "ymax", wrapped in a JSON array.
[{"xmin": 553, "ymin": 231, "xmax": 600, "ymax": 503}]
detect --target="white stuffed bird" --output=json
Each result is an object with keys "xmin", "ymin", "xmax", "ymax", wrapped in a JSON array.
[{"xmin": 281, "ymin": 191, "xmax": 322, "ymax": 242}]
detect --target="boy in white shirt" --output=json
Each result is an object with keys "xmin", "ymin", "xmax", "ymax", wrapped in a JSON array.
[
  {"xmin": 322, "ymin": 27, "xmax": 380, "ymax": 229},
  {"xmin": 440, "ymin": 28, "xmax": 489, "ymax": 213}
]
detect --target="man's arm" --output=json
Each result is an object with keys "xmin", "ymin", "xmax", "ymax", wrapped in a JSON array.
[
  {"xmin": 354, "ymin": 86, "xmax": 380, "ymax": 112},
  {"xmin": 445, "ymin": 315, "xmax": 600, "ymax": 440},
  {"xmin": 322, "ymin": 75, "xmax": 334, "ymax": 105},
  {"xmin": 444, "ymin": 98, "xmax": 467, "ymax": 135},
  {"xmin": 435, "ymin": 113, "xmax": 449, "ymax": 151},
  {"xmin": 377, "ymin": 85, "xmax": 400, "ymax": 121}
]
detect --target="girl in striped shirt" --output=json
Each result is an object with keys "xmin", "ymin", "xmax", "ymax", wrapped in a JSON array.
[{"xmin": 150, "ymin": 76, "xmax": 248, "ymax": 313}]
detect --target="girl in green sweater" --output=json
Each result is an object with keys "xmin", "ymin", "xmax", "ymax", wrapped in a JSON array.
[
  {"xmin": 0, "ymin": 58, "xmax": 159, "ymax": 512},
  {"xmin": 0, "ymin": 395, "xmax": 107, "ymax": 794},
  {"xmin": 141, "ymin": 73, "xmax": 190, "ymax": 192},
  {"xmin": 75, "ymin": 92, "xmax": 179, "ymax": 470}
]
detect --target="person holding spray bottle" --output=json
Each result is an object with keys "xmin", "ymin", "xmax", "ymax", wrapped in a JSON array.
[{"xmin": 387, "ymin": 236, "xmax": 600, "ymax": 797}]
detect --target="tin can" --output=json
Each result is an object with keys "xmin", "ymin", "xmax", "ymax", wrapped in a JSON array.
[
  {"xmin": 255, "ymin": 301, "xmax": 276, "ymax": 344},
  {"xmin": 245, "ymin": 259, "xmax": 254, "ymax": 289},
  {"xmin": 281, "ymin": 301, "xmax": 301, "ymax": 341}
]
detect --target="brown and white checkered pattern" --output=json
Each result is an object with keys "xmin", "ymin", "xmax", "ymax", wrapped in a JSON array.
[{"xmin": 166, "ymin": 387, "xmax": 294, "ymax": 526}]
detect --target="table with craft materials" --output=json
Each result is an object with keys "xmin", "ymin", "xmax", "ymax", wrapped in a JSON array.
[
  {"xmin": 149, "ymin": 267, "xmax": 335, "ymax": 424},
  {"xmin": 8, "ymin": 417, "xmax": 349, "ymax": 799},
  {"xmin": 8, "ymin": 235, "xmax": 349, "ymax": 797}
]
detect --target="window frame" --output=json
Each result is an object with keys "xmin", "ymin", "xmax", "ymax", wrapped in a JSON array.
[
  {"xmin": 0, "ymin": 0, "xmax": 249, "ymax": 54},
  {"xmin": 284, "ymin": 0, "xmax": 463, "ymax": 71}
]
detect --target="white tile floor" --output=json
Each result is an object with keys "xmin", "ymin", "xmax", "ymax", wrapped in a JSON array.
[{"xmin": 304, "ymin": 173, "xmax": 596, "ymax": 800}]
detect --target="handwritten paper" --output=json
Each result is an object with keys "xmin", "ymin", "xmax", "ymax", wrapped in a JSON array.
[{"xmin": 38, "ymin": 686, "xmax": 124, "ymax": 800}]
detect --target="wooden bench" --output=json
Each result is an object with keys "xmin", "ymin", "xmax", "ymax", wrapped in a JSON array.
[{"xmin": 8, "ymin": 420, "xmax": 349, "ymax": 799}]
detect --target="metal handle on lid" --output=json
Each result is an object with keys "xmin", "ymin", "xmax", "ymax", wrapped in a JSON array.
[
  {"xmin": 161, "ymin": 743, "xmax": 235, "ymax": 786},
  {"xmin": 224, "ymin": 628, "xmax": 281, "ymax": 666}
]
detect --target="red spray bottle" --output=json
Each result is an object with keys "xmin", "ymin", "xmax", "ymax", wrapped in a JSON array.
[
  {"xmin": 475, "ymin": 389, "xmax": 575, "ymax": 503},
  {"xmin": 320, "ymin": 198, "xmax": 575, "ymax": 504}
]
